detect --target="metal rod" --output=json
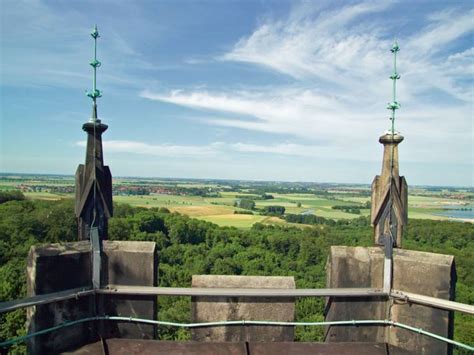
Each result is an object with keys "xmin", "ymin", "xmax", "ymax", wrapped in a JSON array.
[
  {"xmin": 98, "ymin": 285, "xmax": 386, "ymax": 297},
  {"xmin": 0, "ymin": 288, "xmax": 94, "ymax": 313},
  {"xmin": 383, "ymin": 254, "xmax": 392, "ymax": 293},
  {"xmin": 391, "ymin": 290, "xmax": 474, "ymax": 315},
  {"xmin": 392, "ymin": 45, "xmax": 397, "ymax": 109},
  {"xmin": 90, "ymin": 227, "xmax": 101, "ymax": 289},
  {"xmin": 93, "ymin": 31, "xmax": 97, "ymax": 99},
  {"xmin": 2, "ymin": 286, "xmax": 472, "ymax": 315},
  {"xmin": 0, "ymin": 287, "xmax": 385, "ymax": 314}
]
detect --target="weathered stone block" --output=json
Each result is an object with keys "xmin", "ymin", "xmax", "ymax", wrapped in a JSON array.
[
  {"xmin": 325, "ymin": 246, "xmax": 386, "ymax": 343},
  {"xmin": 100, "ymin": 241, "xmax": 158, "ymax": 340},
  {"xmin": 27, "ymin": 241, "xmax": 93, "ymax": 355},
  {"xmin": 325, "ymin": 246, "xmax": 456, "ymax": 354},
  {"xmin": 26, "ymin": 240, "xmax": 157, "ymax": 354},
  {"xmin": 390, "ymin": 249, "xmax": 455, "ymax": 354},
  {"xmin": 191, "ymin": 275, "xmax": 295, "ymax": 342}
]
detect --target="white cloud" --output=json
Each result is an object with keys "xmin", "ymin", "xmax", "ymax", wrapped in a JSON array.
[
  {"xmin": 219, "ymin": 1, "xmax": 392, "ymax": 104},
  {"xmin": 229, "ymin": 142, "xmax": 336, "ymax": 158},
  {"xmin": 220, "ymin": 2, "xmax": 473, "ymax": 103},
  {"xmin": 221, "ymin": 2, "xmax": 389, "ymax": 81},
  {"xmin": 0, "ymin": 1, "xmax": 158, "ymax": 90},
  {"xmin": 142, "ymin": 2, "xmax": 473, "ymax": 167},
  {"xmin": 141, "ymin": 88, "xmax": 373, "ymax": 139},
  {"xmin": 75, "ymin": 136, "xmax": 466, "ymax": 165},
  {"xmin": 75, "ymin": 139, "xmax": 348, "ymax": 160},
  {"xmin": 140, "ymin": 86, "xmax": 472, "ymax": 164},
  {"xmin": 76, "ymin": 140, "xmax": 219, "ymax": 158},
  {"xmin": 407, "ymin": 9, "xmax": 474, "ymax": 56}
]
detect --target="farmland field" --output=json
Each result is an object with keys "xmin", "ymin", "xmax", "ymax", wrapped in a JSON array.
[
  {"xmin": 198, "ymin": 214, "xmax": 267, "ymax": 229},
  {"xmin": 20, "ymin": 191, "xmax": 473, "ymax": 227},
  {"xmin": 2, "ymin": 174, "xmax": 472, "ymax": 228}
]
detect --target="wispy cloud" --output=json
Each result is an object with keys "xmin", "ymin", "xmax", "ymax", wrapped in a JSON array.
[
  {"xmin": 76, "ymin": 140, "xmax": 328, "ymax": 158},
  {"xmin": 220, "ymin": 2, "xmax": 473, "ymax": 103},
  {"xmin": 229, "ymin": 142, "xmax": 326, "ymax": 157},
  {"xmin": 140, "ymin": 88, "xmax": 372, "ymax": 140},
  {"xmin": 220, "ymin": 2, "xmax": 390, "ymax": 84},
  {"xmin": 75, "ymin": 137, "xmax": 462, "ymax": 164},
  {"xmin": 142, "ymin": 1, "xmax": 473, "ymax": 166},
  {"xmin": 140, "ymin": 86, "xmax": 472, "ymax": 164},
  {"xmin": 407, "ymin": 8, "xmax": 474, "ymax": 56},
  {"xmin": 0, "ymin": 1, "xmax": 158, "ymax": 90},
  {"xmin": 76, "ymin": 140, "xmax": 218, "ymax": 158}
]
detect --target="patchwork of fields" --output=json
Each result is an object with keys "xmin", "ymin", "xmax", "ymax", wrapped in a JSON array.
[
  {"xmin": 113, "ymin": 191, "xmax": 374, "ymax": 228},
  {"xmin": 3, "ymin": 174, "xmax": 471, "ymax": 228},
  {"xmin": 19, "ymin": 190, "xmax": 473, "ymax": 228}
]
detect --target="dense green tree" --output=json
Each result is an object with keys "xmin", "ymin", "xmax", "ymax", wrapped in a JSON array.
[
  {"xmin": 236, "ymin": 199, "xmax": 255, "ymax": 210},
  {"xmin": 0, "ymin": 199, "xmax": 472, "ymax": 352},
  {"xmin": 263, "ymin": 205, "xmax": 286, "ymax": 216},
  {"xmin": 0, "ymin": 190, "xmax": 25, "ymax": 204}
]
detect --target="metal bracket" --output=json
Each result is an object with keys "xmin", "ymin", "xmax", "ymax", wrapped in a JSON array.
[
  {"xmin": 383, "ymin": 233, "xmax": 393, "ymax": 293},
  {"xmin": 89, "ymin": 227, "xmax": 101, "ymax": 289}
]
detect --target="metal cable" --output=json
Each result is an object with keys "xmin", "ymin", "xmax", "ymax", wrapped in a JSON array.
[{"xmin": 1, "ymin": 317, "xmax": 472, "ymax": 351}]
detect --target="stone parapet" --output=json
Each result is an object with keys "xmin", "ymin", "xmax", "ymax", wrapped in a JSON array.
[
  {"xmin": 191, "ymin": 275, "xmax": 295, "ymax": 342},
  {"xmin": 26, "ymin": 240, "xmax": 157, "ymax": 354},
  {"xmin": 325, "ymin": 246, "xmax": 456, "ymax": 354}
]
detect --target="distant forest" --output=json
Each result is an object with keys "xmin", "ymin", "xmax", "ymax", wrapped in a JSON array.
[{"xmin": 0, "ymin": 194, "xmax": 472, "ymax": 354}]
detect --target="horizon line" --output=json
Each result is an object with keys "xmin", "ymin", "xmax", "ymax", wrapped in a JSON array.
[{"xmin": 0, "ymin": 172, "xmax": 472, "ymax": 190}]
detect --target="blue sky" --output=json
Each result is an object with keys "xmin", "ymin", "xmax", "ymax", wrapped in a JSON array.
[{"xmin": 1, "ymin": 0, "xmax": 472, "ymax": 186}]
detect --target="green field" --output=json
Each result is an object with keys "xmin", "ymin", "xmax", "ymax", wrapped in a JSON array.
[
  {"xmin": 198, "ymin": 214, "xmax": 267, "ymax": 229},
  {"xmin": 251, "ymin": 193, "xmax": 369, "ymax": 219},
  {"xmin": 197, "ymin": 214, "xmax": 313, "ymax": 229},
  {"xmin": 2, "ymin": 176, "xmax": 472, "ymax": 228},
  {"xmin": 24, "ymin": 192, "xmax": 71, "ymax": 200},
  {"xmin": 114, "ymin": 194, "xmax": 210, "ymax": 209},
  {"xmin": 18, "ymin": 191, "xmax": 473, "ymax": 228}
]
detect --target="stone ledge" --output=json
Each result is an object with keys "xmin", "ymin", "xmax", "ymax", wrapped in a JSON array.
[
  {"xmin": 192, "ymin": 275, "xmax": 295, "ymax": 289},
  {"xmin": 192, "ymin": 275, "xmax": 295, "ymax": 342}
]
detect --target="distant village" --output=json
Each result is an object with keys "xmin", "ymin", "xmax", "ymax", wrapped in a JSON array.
[{"xmin": 14, "ymin": 183, "xmax": 219, "ymax": 197}]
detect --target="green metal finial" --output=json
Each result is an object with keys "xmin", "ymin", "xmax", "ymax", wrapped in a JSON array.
[
  {"xmin": 387, "ymin": 40, "xmax": 400, "ymax": 134},
  {"xmin": 86, "ymin": 25, "xmax": 102, "ymax": 109}
]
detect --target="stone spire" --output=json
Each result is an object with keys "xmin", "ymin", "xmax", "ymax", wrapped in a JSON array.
[
  {"xmin": 75, "ymin": 25, "xmax": 113, "ymax": 241},
  {"xmin": 370, "ymin": 41, "xmax": 407, "ymax": 248}
]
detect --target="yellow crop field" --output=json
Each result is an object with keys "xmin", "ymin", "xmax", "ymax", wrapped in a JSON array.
[
  {"xmin": 197, "ymin": 214, "xmax": 267, "ymax": 229},
  {"xmin": 170, "ymin": 205, "xmax": 235, "ymax": 217}
]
